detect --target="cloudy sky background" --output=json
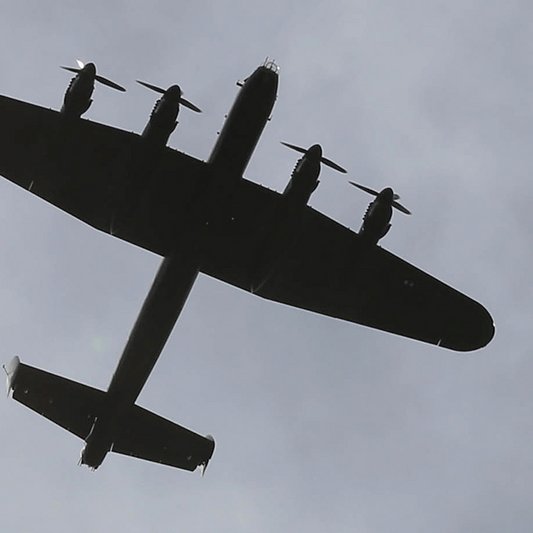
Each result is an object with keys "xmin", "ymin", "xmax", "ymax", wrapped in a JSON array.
[{"xmin": 0, "ymin": 1, "xmax": 532, "ymax": 532}]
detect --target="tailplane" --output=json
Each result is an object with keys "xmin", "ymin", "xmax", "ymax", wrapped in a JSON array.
[{"xmin": 4, "ymin": 357, "xmax": 215, "ymax": 471}]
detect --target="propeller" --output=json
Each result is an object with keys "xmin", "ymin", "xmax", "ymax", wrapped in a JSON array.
[
  {"xmin": 136, "ymin": 80, "xmax": 202, "ymax": 113},
  {"xmin": 281, "ymin": 142, "xmax": 347, "ymax": 173},
  {"xmin": 349, "ymin": 181, "xmax": 411, "ymax": 215},
  {"xmin": 60, "ymin": 60, "xmax": 126, "ymax": 91}
]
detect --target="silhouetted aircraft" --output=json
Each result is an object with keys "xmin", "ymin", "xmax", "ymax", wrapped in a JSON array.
[{"xmin": 0, "ymin": 59, "xmax": 493, "ymax": 472}]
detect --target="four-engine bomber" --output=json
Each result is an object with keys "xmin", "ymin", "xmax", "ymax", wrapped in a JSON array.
[{"xmin": 0, "ymin": 58, "xmax": 494, "ymax": 473}]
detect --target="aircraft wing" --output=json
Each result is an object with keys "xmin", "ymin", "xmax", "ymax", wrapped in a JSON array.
[
  {"xmin": 0, "ymin": 96, "xmax": 494, "ymax": 351},
  {"xmin": 0, "ymin": 95, "xmax": 207, "ymax": 256},
  {"xmin": 200, "ymin": 181, "xmax": 495, "ymax": 352}
]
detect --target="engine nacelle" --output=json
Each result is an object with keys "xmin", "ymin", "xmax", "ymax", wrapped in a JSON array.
[
  {"xmin": 60, "ymin": 62, "xmax": 125, "ymax": 118},
  {"xmin": 61, "ymin": 77, "xmax": 94, "ymax": 118},
  {"xmin": 137, "ymin": 82, "xmax": 201, "ymax": 148},
  {"xmin": 281, "ymin": 143, "xmax": 346, "ymax": 206},
  {"xmin": 358, "ymin": 190, "xmax": 394, "ymax": 245},
  {"xmin": 283, "ymin": 156, "xmax": 321, "ymax": 205},
  {"xmin": 141, "ymin": 94, "xmax": 180, "ymax": 147},
  {"xmin": 351, "ymin": 184, "xmax": 411, "ymax": 245}
]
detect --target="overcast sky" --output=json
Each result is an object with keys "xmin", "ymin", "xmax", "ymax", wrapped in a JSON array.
[{"xmin": 0, "ymin": 1, "xmax": 532, "ymax": 532}]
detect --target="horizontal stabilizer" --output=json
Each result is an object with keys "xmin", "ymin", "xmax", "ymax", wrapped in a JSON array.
[
  {"xmin": 5, "ymin": 356, "xmax": 104, "ymax": 439},
  {"xmin": 112, "ymin": 403, "xmax": 215, "ymax": 471},
  {"xmin": 4, "ymin": 357, "xmax": 215, "ymax": 471}
]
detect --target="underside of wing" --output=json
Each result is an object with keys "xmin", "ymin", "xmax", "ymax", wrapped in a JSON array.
[
  {"xmin": 0, "ymin": 95, "xmax": 208, "ymax": 255},
  {"xmin": 113, "ymin": 404, "xmax": 215, "ymax": 471},
  {"xmin": 0, "ymin": 96, "xmax": 494, "ymax": 351},
  {"xmin": 5, "ymin": 356, "xmax": 103, "ymax": 439},
  {"xmin": 199, "ymin": 180, "xmax": 494, "ymax": 352}
]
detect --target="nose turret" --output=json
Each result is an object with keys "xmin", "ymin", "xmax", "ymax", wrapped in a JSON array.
[{"xmin": 244, "ymin": 59, "xmax": 279, "ymax": 98}]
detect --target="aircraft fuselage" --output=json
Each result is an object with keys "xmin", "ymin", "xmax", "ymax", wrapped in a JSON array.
[
  {"xmin": 208, "ymin": 62, "xmax": 278, "ymax": 177},
  {"xmin": 81, "ymin": 61, "xmax": 279, "ymax": 469},
  {"xmin": 80, "ymin": 256, "xmax": 199, "ymax": 468}
]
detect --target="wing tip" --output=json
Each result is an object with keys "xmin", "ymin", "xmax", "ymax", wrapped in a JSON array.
[
  {"xmin": 3, "ymin": 355, "xmax": 21, "ymax": 394},
  {"xmin": 441, "ymin": 302, "xmax": 495, "ymax": 352}
]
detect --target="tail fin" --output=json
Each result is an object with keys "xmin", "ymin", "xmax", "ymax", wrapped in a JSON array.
[{"xmin": 4, "ymin": 357, "xmax": 215, "ymax": 471}]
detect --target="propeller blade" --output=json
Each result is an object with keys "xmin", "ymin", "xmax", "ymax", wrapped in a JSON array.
[
  {"xmin": 95, "ymin": 74, "xmax": 126, "ymax": 92},
  {"xmin": 61, "ymin": 60, "xmax": 90, "ymax": 75},
  {"xmin": 349, "ymin": 181, "xmax": 380, "ymax": 197},
  {"xmin": 60, "ymin": 66, "xmax": 81, "ymax": 74},
  {"xmin": 351, "ymin": 182, "xmax": 411, "ymax": 214},
  {"xmin": 62, "ymin": 62, "xmax": 125, "ymax": 91},
  {"xmin": 321, "ymin": 156, "xmax": 347, "ymax": 174},
  {"xmin": 282, "ymin": 142, "xmax": 346, "ymax": 173},
  {"xmin": 280, "ymin": 141, "xmax": 308, "ymax": 155},
  {"xmin": 136, "ymin": 80, "xmax": 166, "ymax": 94},
  {"xmin": 137, "ymin": 81, "xmax": 202, "ymax": 112},
  {"xmin": 392, "ymin": 200, "xmax": 411, "ymax": 215},
  {"xmin": 180, "ymin": 97, "xmax": 202, "ymax": 113}
]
